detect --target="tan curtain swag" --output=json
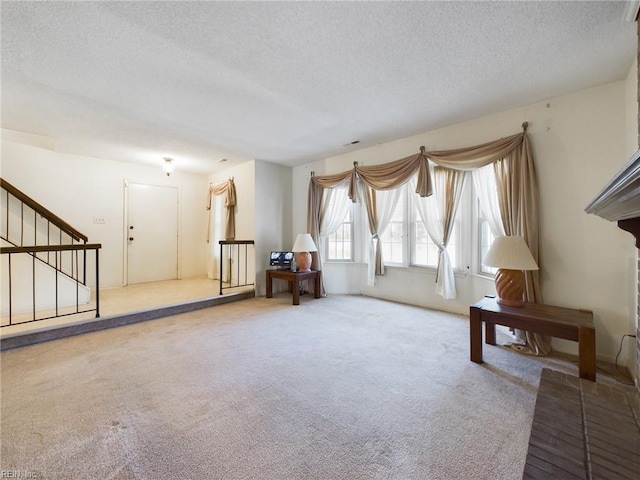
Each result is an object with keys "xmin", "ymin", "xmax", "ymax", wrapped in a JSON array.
[
  {"xmin": 307, "ymin": 129, "xmax": 535, "ymax": 254},
  {"xmin": 494, "ymin": 135, "xmax": 548, "ymax": 355},
  {"xmin": 206, "ymin": 178, "xmax": 236, "ymax": 241}
]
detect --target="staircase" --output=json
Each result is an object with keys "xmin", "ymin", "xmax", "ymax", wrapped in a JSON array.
[{"xmin": 1, "ymin": 178, "xmax": 102, "ymax": 327}]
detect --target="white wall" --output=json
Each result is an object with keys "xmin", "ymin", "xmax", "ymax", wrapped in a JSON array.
[
  {"xmin": 293, "ymin": 79, "xmax": 636, "ymax": 366},
  {"xmin": 625, "ymin": 56, "xmax": 638, "ymax": 158},
  {"xmin": 210, "ymin": 160, "xmax": 292, "ymax": 296},
  {"xmin": 2, "ymin": 130, "xmax": 210, "ymax": 289},
  {"xmin": 0, "ymin": 254, "xmax": 91, "ymax": 315},
  {"xmin": 209, "ymin": 160, "xmax": 256, "ymax": 292},
  {"xmin": 254, "ymin": 160, "xmax": 292, "ymax": 295}
]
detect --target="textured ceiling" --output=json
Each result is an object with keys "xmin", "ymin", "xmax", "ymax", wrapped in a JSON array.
[{"xmin": 1, "ymin": 1, "xmax": 637, "ymax": 175}]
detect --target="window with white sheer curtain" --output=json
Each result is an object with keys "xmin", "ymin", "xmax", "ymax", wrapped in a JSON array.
[
  {"xmin": 478, "ymin": 213, "xmax": 497, "ymax": 274},
  {"xmin": 378, "ymin": 183, "xmax": 462, "ymax": 270},
  {"xmin": 364, "ymin": 185, "xmax": 402, "ymax": 286},
  {"xmin": 472, "ymin": 163, "xmax": 505, "ymax": 274},
  {"xmin": 325, "ymin": 205, "xmax": 353, "ymax": 261},
  {"xmin": 379, "ymin": 186, "xmax": 405, "ymax": 265},
  {"xmin": 312, "ymin": 170, "xmax": 504, "ymax": 298},
  {"xmin": 318, "ymin": 182, "xmax": 352, "ymax": 271}
]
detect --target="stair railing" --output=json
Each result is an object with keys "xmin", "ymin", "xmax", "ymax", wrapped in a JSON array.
[
  {"xmin": 219, "ymin": 240, "xmax": 255, "ymax": 295},
  {"xmin": 2, "ymin": 244, "xmax": 101, "ymax": 326},
  {"xmin": 1, "ymin": 178, "xmax": 102, "ymax": 326}
]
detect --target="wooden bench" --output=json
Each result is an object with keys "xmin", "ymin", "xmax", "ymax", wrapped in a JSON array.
[{"xmin": 470, "ymin": 296, "xmax": 596, "ymax": 381}]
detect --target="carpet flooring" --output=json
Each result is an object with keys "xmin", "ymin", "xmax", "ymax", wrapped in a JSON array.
[{"xmin": 0, "ymin": 294, "xmax": 625, "ymax": 479}]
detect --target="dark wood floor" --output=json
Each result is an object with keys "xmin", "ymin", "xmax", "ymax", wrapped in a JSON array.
[{"xmin": 523, "ymin": 368, "xmax": 640, "ymax": 479}]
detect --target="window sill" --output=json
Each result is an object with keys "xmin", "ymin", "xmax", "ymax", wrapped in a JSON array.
[
  {"xmin": 380, "ymin": 264, "xmax": 471, "ymax": 278},
  {"xmin": 471, "ymin": 272, "xmax": 496, "ymax": 281}
]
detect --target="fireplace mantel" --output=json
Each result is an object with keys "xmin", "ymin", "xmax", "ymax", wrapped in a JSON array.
[{"xmin": 585, "ymin": 149, "xmax": 640, "ymax": 247}]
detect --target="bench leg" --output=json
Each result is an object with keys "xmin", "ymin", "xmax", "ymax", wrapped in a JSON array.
[
  {"xmin": 579, "ymin": 326, "xmax": 596, "ymax": 381},
  {"xmin": 470, "ymin": 307, "xmax": 483, "ymax": 364},
  {"xmin": 485, "ymin": 323, "xmax": 496, "ymax": 345}
]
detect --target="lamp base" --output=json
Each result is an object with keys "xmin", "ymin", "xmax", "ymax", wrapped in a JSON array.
[
  {"xmin": 296, "ymin": 252, "xmax": 312, "ymax": 272},
  {"xmin": 495, "ymin": 268, "xmax": 525, "ymax": 307}
]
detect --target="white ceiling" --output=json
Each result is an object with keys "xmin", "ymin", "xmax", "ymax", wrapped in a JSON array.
[{"xmin": 1, "ymin": 1, "xmax": 637, "ymax": 175}]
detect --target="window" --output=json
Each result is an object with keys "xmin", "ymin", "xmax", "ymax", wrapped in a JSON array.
[
  {"xmin": 315, "ymin": 168, "xmax": 506, "ymax": 282},
  {"xmin": 325, "ymin": 207, "xmax": 354, "ymax": 261},
  {"xmin": 478, "ymin": 215, "xmax": 497, "ymax": 275},
  {"xmin": 379, "ymin": 192, "xmax": 405, "ymax": 265},
  {"xmin": 377, "ymin": 186, "xmax": 462, "ymax": 270},
  {"xmin": 411, "ymin": 219, "xmax": 433, "ymax": 267}
]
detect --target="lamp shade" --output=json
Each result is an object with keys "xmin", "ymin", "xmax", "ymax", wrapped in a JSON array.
[
  {"xmin": 482, "ymin": 236, "xmax": 538, "ymax": 271},
  {"xmin": 292, "ymin": 233, "xmax": 317, "ymax": 253}
]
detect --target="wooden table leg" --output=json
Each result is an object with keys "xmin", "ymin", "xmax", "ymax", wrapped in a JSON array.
[
  {"xmin": 579, "ymin": 326, "xmax": 596, "ymax": 381},
  {"xmin": 266, "ymin": 271, "xmax": 273, "ymax": 298},
  {"xmin": 485, "ymin": 323, "xmax": 496, "ymax": 345},
  {"xmin": 470, "ymin": 306, "xmax": 483, "ymax": 364},
  {"xmin": 292, "ymin": 277, "xmax": 300, "ymax": 305},
  {"xmin": 314, "ymin": 271, "xmax": 321, "ymax": 298}
]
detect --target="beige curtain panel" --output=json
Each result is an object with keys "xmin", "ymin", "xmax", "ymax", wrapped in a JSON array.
[
  {"xmin": 206, "ymin": 178, "xmax": 237, "ymax": 241},
  {"xmin": 306, "ymin": 123, "xmax": 549, "ymax": 355}
]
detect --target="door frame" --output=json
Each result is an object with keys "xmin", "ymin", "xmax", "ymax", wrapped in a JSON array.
[{"xmin": 123, "ymin": 180, "xmax": 182, "ymax": 286}]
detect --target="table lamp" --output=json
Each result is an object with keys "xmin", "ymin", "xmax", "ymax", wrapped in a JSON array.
[
  {"xmin": 482, "ymin": 235, "xmax": 538, "ymax": 307},
  {"xmin": 292, "ymin": 233, "xmax": 317, "ymax": 272}
]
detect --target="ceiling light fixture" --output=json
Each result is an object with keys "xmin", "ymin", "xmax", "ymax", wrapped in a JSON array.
[{"xmin": 162, "ymin": 157, "xmax": 174, "ymax": 176}]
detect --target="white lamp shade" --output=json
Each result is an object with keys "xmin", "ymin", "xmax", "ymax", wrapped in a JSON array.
[
  {"xmin": 482, "ymin": 236, "xmax": 538, "ymax": 270},
  {"xmin": 292, "ymin": 233, "xmax": 317, "ymax": 252}
]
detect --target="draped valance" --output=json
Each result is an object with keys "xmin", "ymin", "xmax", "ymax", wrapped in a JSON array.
[
  {"xmin": 309, "ymin": 130, "xmax": 527, "ymax": 199},
  {"xmin": 308, "ymin": 128, "xmax": 536, "ymax": 261}
]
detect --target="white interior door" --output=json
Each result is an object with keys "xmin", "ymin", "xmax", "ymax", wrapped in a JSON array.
[{"xmin": 126, "ymin": 182, "xmax": 179, "ymax": 285}]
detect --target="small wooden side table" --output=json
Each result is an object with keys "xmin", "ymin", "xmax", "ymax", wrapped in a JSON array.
[
  {"xmin": 265, "ymin": 269, "xmax": 321, "ymax": 305},
  {"xmin": 470, "ymin": 296, "xmax": 596, "ymax": 381}
]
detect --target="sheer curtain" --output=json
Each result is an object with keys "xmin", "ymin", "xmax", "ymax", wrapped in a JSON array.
[
  {"xmin": 472, "ymin": 164, "xmax": 506, "ymax": 238},
  {"xmin": 362, "ymin": 183, "xmax": 402, "ymax": 286},
  {"xmin": 318, "ymin": 181, "xmax": 352, "ymax": 275},
  {"xmin": 412, "ymin": 168, "xmax": 466, "ymax": 299}
]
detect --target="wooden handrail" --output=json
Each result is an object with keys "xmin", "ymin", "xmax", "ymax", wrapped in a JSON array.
[
  {"xmin": 1, "ymin": 244, "xmax": 102, "ymax": 254},
  {"xmin": 218, "ymin": 240, "xmax": 255, "ymax": 245},
  {"xmin": 1, "ymin": 178, "xmax": 88, "ymax": 243}
]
